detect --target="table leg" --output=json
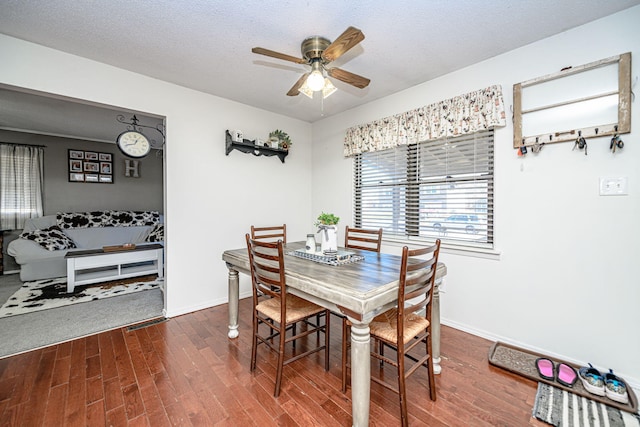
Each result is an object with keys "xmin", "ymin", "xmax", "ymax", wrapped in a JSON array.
[
  {"xmin": 67, "ymin": 258, "xmax": 75, "ymax": 293},
  {"xmin": 157, "ymin": 249, "xmax": 164, "ymax": 278},
  {"xmin": 349, "ymin": 321, "xmax": 371, "ymax": 427},
  {"xmin": 432, "ymin": 277, "xmax": 443, "ymax": 374},
  {"xmin": 227, "ymin": 267, "xmax": 239, "ymax": 339}
]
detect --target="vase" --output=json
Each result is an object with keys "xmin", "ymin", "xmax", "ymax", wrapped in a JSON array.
[{"xmin": 319, "ymin": 225, "xmax": 338, "ymax": 253}]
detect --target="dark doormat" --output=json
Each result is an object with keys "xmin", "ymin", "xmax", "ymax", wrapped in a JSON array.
[{"xmin": 488, "ymin": 341, "xmax": 638, "ymax": 414}]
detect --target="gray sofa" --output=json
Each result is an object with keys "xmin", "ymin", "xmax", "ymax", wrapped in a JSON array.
[{"xmin": 7, "ymin": 210, "xmax": 164, "ymax": 281}]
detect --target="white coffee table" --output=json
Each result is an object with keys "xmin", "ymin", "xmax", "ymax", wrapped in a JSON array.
[{"xmin": 65, "ymin": 243, "xmax": 164, "ymax": 292}]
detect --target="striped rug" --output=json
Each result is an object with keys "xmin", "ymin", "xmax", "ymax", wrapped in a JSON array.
[{"xmin": 533, "ymin": 383, "xmax": 640, "ymax": 426}]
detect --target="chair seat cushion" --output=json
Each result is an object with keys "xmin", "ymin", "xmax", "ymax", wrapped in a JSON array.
[
  {"xmin": 256, "ymin": 294, "xmax": 324, "ymax": 324},
  {"xmin": 369, "ymin": 308, "xmax": 429, "ymax": 345}
]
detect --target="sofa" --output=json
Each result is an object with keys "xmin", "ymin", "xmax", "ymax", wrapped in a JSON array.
[{"xmin": 7, "ymin": 210, "xmax": 164, "ymax": 281}]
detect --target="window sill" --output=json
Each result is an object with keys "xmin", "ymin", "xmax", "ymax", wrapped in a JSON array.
[{"xmin": 381, "ymin": 237, "xmax": 501, "ymax": 261}]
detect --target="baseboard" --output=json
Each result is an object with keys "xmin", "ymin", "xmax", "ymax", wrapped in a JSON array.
[
  {"xmin": 163, "ymin": 291, "xmax": 251, "ymax": 318},
  {"xmin": 441, "ymin": 318, "xmax": 640, "ymax": 396}
]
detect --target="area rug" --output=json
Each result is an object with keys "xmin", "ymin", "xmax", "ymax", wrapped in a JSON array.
[
  {"xmin": 0, "ymin": 275, "xmax": 162, "ymax": 318},
  {"xmin": 533, "ymin": 383, "xmax": 640, "ymax": 426}
]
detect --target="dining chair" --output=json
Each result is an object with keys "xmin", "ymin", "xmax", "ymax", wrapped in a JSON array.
[
  {"xmin": 250, "ymin": 224, "xmax": 287, "ymax": 244},
  {"xmin": 344, "ymin": 225, "xmax": 383, "ymax": 253},
  {"xmin": 342, "ymin": 239, "xmax": 441, "ymax": 427},
  {"xmin": 245, "ymin": 234, "xmax": 330, "ymax": 398}
]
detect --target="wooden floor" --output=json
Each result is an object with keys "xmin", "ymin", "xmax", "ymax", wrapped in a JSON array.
[{"xmin": 0, "ymin": 297, "xmax": 547, "ymax": 426}]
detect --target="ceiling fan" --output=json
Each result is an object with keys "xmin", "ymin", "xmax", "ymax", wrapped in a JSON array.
[{"xmin": 252, "ymin": 26, "xmax": 370, "ymax": 98}]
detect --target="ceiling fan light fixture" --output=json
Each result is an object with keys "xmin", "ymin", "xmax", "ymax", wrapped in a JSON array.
[
  {"xmin": 306, "ymin": 64, "xmax": 325, "ymax": 91},
  {"xmin": 298, "ymin": 80, "xmax": 314, "ymax": 98},
  {"xmin": 322, "ymin": 78, "xmax": 337, "ymax": 98}
]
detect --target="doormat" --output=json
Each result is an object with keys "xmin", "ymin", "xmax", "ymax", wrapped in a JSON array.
[
  {"xmin": 0, "ymin": 275, "xmax": 162, "ymax": 318},
  {"xmin": 533, "ymin": 383, "xmax": 640, "ymax": 426},
  {"xmin": 488, "ymin": 341, "xmax": 638, "ymax": 414}
]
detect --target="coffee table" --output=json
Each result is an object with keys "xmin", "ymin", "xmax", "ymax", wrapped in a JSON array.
[{"xmin": 65, "ymin": 243, "xmax": 163, "ymax": 293}]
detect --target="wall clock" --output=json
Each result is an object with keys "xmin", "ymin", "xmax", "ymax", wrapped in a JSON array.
[{"xmin": 116, "ymin": 130, "xmax": 151, "ymax": 158}]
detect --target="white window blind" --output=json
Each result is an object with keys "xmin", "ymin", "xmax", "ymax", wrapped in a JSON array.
[{"xmin": 354, "ymin": 129, "xmax": 494, "ymax": 249}]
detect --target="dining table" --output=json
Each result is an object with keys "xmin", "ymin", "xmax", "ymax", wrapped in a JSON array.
[{"xmin": 222, "ymin": 241, "xmax": 447, "ymax": 427}]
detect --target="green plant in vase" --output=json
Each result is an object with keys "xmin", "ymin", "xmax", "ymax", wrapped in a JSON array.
[
  {"xmin": 315, "ymin": 212, "xmax": 340, "ymax": 253},
  {"xmin": 268, "ymin": 129, "xmax": 292, "ymax": 150}
]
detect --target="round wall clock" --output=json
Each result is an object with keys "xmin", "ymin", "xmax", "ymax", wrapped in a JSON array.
[{"xmin": 116, "ymin": 130, "xmax": 151, "ymax": 158}]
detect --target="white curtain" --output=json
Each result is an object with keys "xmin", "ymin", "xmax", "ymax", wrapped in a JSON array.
[{"xmin": 0, "ymin": 144, "xmax": 44, "ymax": 230}]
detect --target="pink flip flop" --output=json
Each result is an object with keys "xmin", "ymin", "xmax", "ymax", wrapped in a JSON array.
[
  {"xmin": 556, "ymin": 363, "xmax": 578, "ymax": 387},
  {"xmin": 535, "ymin": 358, "xmax": 554, "ymax": 381}
]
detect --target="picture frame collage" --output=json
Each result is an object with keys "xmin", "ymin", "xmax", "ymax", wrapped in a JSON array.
[{"xmin": 68, "ymin": 149, "xmax": 114, "ymax": 183}]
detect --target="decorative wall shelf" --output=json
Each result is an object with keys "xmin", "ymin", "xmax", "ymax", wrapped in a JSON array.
[{"xmin": 225, "ymin": 130, "xmax": 288, "ymax": 163}]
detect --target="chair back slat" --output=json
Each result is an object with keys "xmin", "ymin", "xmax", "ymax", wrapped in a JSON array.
[
  {"xmin": 344, "ymin": 226, "xmax": 383, "ymax": 253},
  {"xmin": 396, "ymin": 240, "xmax": 441, "ymax": 336},
  {"xmin": 251, "ymin": 224, "xmax": 287, "ymax": 244},
  {"xmin": 246, "ymin": 234, "xmax": 286, "ymax": 302}
]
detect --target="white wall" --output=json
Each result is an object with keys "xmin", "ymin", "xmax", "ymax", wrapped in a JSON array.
[
  {"xmin": 0, "ymin": 34, "xmax": 314, "ymax": 317},
  {"xmin": 312, "ymin": 6, "xmax": 640, "ymax": 389}
]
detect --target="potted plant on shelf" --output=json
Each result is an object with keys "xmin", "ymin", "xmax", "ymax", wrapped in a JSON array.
[
  {"xmin": 268, "ymin": 129, "xmax": 292, "ymax": 150},
  {"xmin": 315, "ymin": 212, "xmax": 340, "ymax": 253}
]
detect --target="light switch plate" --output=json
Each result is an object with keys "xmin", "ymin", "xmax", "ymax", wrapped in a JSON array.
[{"xmin": 599, "ymin": 177, "xmax": 628, "ymax": 196}]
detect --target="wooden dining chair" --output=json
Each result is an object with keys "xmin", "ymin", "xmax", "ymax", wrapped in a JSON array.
[
  {"xmin": 344, "ymin": 225, "xmax": 383, "ymax": 253},
  {"xmin": 342, "ymin": 239, "xmax": 441, "ymax": 427},
  {"xmin": 250, "ymin": 224, "xmax": 287, "ymax": 244},
  {"xmin": 245, "ymin": 234, "xmax": 330, "ymax": 398}
]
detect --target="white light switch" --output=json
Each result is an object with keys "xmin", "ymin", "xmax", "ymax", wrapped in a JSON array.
[{"xmin": 599, "ymin": 177, "xmax": 628, "ymax": 196}]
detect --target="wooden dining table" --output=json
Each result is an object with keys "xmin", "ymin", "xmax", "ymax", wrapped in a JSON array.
[{"xmin": 222, "ymin": 241, "xmax": 447, "ymax": 427}]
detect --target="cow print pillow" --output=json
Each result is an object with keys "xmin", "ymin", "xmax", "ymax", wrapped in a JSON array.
[
  {"xmin": 145, "ymin": 224, "xmax": 164, "ymax": 242},
  {"xmin": 20, "ymin": 225, "xmax": 77, "ymax": 251},
  {"xmin": 57, "ymin": 211, "xmax": 109, "ymax": 229}
]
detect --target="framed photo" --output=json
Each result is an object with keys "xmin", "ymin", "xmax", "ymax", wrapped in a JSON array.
[
  {"xmin": 68, "ymin": 150, "xmax": 113, "ymax": 184},
  {"xmin": 69, "ymin": 150, "xmax": 84, "ymax": 159},
  {"xmin": 100, "ymin": 162, "xmax": 112, "ymax": 174},
  {"xmin": 99, "ymin": 153, "xmax": 112, "ymax": 161},
  {"xmin": 69, "ymin": 160, "xmax": 83, "ymax": 172},
  {"xmin": 69, "ymin": 173, "xmax": 84, "ymax": 182},
  {"xmin": 84, "ymin": 162, "xmax": 99, "ymax": 172}
]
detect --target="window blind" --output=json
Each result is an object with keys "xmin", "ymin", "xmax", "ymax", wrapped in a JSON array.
[{"xmin": 354, "ymin": 129, "xmax": 494, "ymax": 249}]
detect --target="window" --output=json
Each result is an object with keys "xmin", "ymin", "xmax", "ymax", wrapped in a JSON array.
[
  {"xmin": 0, "ymin": 144, "xmax": 44, "ymax": 230},
  {"xmin": 353, "ymin": 129, "xmax": 494, "ymax": 249}
]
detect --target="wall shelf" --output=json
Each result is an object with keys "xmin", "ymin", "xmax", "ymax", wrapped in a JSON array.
[{"xmin": 225, "ymin": 130, "xmax": 288, "ymax": 163}]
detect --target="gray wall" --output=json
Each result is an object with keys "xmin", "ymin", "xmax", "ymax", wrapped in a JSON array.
[{"xmin": 1, "ymin": 130, "xmax": 163, "ymax": 272}]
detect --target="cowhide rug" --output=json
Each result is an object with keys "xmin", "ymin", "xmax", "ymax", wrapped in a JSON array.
[{"xmin": 0, "ymin": 275, "xmax": 162, "ymax": 318}]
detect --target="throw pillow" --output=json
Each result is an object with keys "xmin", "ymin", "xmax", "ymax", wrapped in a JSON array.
[
  {"xmin": 20, "ymin": 225, "xmax": 77, "ymax": 251},
  {"xmin": 57, "ymin": 211, "xmax": 109, "ymax": 229},
  {"xmin": 145, "ymin": 223, "xmax": 164, "ymax": 242}
]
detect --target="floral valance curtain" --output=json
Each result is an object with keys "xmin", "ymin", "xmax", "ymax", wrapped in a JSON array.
[{"xmin": 343, "ymin": 85, "xmax": 506, "ymax": 157}]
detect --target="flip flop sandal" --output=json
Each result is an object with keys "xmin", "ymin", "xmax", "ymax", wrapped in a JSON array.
[
  {"xmin": 604, "ymin": 369, "xmax": 629, "ymax": 404},
  {"xmin": 556, "ymin": 363, "xmax": 578, "ymax": 387},
  {"xmin": 535, "ymin": 358, "xmax": 555, "ymax": 381}
]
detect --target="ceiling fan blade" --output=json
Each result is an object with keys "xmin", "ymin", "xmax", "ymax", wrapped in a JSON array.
[
  {"xmin": 251, "ymin": 47, "xmax": 307, "ymax": 64},
  {"xmin": 322, "ymin": 26, "xmax": 365, "ymax": 62},
  {"xmin": 327, "ymin": 67, "xmax": 370, "ymax": 89},
  {"xmin": 287, "ymin": 73, "xmax": 309, "ymax": 96}
]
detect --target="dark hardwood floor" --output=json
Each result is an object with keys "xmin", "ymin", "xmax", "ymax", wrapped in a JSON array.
[{"xmin": 0, "ymin": 297, "xmax": 546, "ymax": 426}]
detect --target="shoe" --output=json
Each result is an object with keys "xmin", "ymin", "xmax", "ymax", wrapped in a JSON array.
[
  {"xmin": 556, "ymin": 363, "xmax": 578, "ymax": 387},
  {"xmin": 578, "ymin": 363, "xmax": 605, "ymax": 396},
  {"xmin": 535, "ymin": 358, "xmax": 555, "ymax": 381},
  {"xmin": 604, "ymin": 369, "xmax": 629, "ymax": 404}
]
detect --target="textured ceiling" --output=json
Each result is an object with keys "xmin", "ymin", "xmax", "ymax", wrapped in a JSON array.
[{"xmin": 1, "ymin": 0, "xmax": 639, "ymax": 139}]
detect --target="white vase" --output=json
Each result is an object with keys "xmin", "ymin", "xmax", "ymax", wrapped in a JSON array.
[{"xmin": 319, "ymin": 225, "xmax": 338, "ymax": 253}]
